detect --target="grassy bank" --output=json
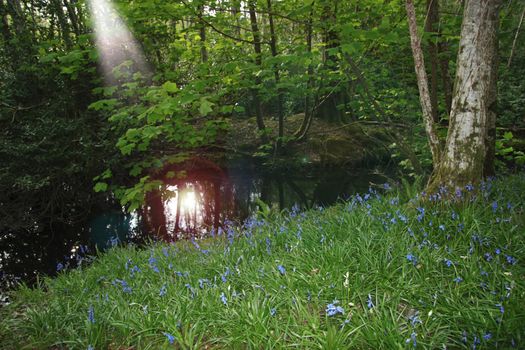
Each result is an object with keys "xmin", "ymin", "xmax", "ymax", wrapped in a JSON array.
[{"xmin": 1, "ymin": 175, "xmax": 524, "ymax": 349}]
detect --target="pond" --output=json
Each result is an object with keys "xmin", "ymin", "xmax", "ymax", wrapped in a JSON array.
[{"xmin": 0, "ymin": 161, "xmax": 395, "ymax": 296}]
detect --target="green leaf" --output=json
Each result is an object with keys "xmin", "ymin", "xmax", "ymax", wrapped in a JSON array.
[
  {"xmin": 503, "ymin": 131, "xmax": 513, "ymax": 141},
  {"xmin": 162, "ymin": 81, "xmax": 178, "ymax": 93},
  {"xmin": 199, "ymin": 98, "xmax": 214, "ymax": 116},
  {"xmin": 94, "ymin": 182, "xmax": 108, "ymax": 192}
]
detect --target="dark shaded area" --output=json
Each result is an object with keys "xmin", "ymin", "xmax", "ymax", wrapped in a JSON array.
[{"xmin": 0, "ymin": 160, "xmax": 394, "ymax": 293}]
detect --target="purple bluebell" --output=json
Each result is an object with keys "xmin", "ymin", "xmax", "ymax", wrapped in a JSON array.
[
  {"xmin": 405, "ymin": 331, "xmax": 417, "ymax": 348},
  {"xmin": 406, "ymin": 253, "xmax": 417, "ymax": 265},
  {"xmin": 367, "ymin": 294, "xmax": 374, "ymax": 309},
  {"xmin": 444, "ymin": 259, "xmax": 453, "ymax": 267},
  {"xmin": 56, "ymin": 263, "xmax": 64, "ymax": 272},
  {"xmin": 326, "ymin": 301, "xmax": 344, "ymax": 316},
  {"xmin": 496, "ymin": 303, "xmax": 504, "ymax": 314},
  {"xmin": 277, "ymin": 265, "xmax": 286, "ymax": 275},
  {"xmin": 491, "ymin": 201, "xmax": 498, "ymax": 213},
  {"xmin": 220, "ymin": 292, "xmax": 227, "ymax": 306},
  {"xmin": 453, "ymin": 276, "xmax": 463, "ymax": 283},
  {"xmin": 159, "ymin": 284, "xmax": 167, "ymax": 297},
  {"xmin": 505, "ymin": 255, "xmax": 516, "ymax": 265},
  {"xmin": 270, "ymin": 308, "xmax": 276, "ymax": 316},
  {"xmin": 88, "ymin": 305, "xmax": 95, "ymax": 324},
  {"xmin": 266, "ymin": 237, "xmax": 271, "ymax": 255},
  {"xmin": 483, "ymin": 332, "xmax": 492, "ymax": 341},
  {"xmin": 163, "ymin": 332, "xmax": 175, "ymax": 344}
]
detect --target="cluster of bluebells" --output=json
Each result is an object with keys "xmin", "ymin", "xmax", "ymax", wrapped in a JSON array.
[{"xmin": 326, "ymin": 300, "xmax": 344, "ymax": 316}]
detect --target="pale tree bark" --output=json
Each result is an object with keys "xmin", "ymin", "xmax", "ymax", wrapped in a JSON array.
[
  {"xmin": 406, "ymin": 0, "xmax": 441, "ymax": 165},
  {"xmin": 507, "ymin": 4, "xmax": 525, "ymax": 68},
  {"xmin": 429, "ymin": 0, "xmax": 501, "ymax": 190}
]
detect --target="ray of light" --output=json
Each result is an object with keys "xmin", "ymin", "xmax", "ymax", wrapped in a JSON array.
[{"xmin": 87, "ymin": 0, "xmax": 149, "ymax": 84}]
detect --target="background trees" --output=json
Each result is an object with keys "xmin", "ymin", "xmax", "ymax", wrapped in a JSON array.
[{"xmin": 0, "ymin": 0, "xmax": 524, "ymax": 220}]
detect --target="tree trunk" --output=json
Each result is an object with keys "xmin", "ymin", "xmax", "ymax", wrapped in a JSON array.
[
  {"xmin": 317, "ymin": 0, "xmax": 343, "ymax": 123},
  {"xmin": 248, "ymin": 0, "xmax": 266, "ymax": 134},
  {"xmin": 52, "ymin": 0, "xmax": 72, "ymax": 49},
  {"xmin": 507, "ymin": 4, "xmax": 525, "ymax": 68},
  {"xmin": 266, "ymin": 0, "xmax": 285, "ymax": 153},
  {"xmin": 425, "ymin": 0, "xmax": 440, "ymax": 123},
  {"xmin": 406, "ymin": 0, "xmax": 441, "ymax": 165},
  {"xmin": 197, "ymin": 3, "xmax": 208, "ymax": 64},
  {"xmin": 428, "ymin": 0, "xmax": 501, "ymax": 190},
  {"xmin": 295, "ymin": 1, "xmax": 315, "ymax": 141}
]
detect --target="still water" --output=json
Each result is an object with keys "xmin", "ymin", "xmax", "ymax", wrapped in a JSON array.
[{"xmin": 0, "ymin": 162, "xmax": 394, "ymax": 293}]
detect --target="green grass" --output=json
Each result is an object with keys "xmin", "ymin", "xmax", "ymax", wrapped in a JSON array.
[{"xmin": 1, "ymin": 175, "xmax": 524, "ymax": 349}]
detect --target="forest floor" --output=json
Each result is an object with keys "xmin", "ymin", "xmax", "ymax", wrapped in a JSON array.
[
  {"xmin": 1, "ymin": 175, "xmax": 524, "ymax": 349},
  {"xmin": 225, "ymin": 114, "xmax": 397, "ymax": 167}
]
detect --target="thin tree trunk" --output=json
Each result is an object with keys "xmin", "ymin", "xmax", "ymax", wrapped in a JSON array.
[
  {"xmin": 266, "ymin": 0, "xmax": 285, "ymax": 154},
  {"xmin": 64, "ymin": 0, "xmax": 80, "ymax": 37},
  {"xmin": 429, "ymin": 0, "xmax": 501, "ymax": 190},
  {"xmin": 52, "ymin": 0, "xmax": 72, "ymax": 48},
  {"xmin": 295, "ymin": 1, "xmax": 315, "ymax": 140},
  {"xmin": 197, "ymin": 3, "xmax": 208, "ymax": 63},
  {"xmin": 406, "ymin": 0, "xmax": 441, "ymax": 165},
  {"xmin": 248, "ymin": 0, "xmax": 266, "ymax": 133},
  {"xmin": 425, "ymin": 0, "xmax": 440, "ymax": 123},
  {"xmin": 507, "ymin": 4, "xmax": 525, "ymax": 68},
  {"xmin": 0, "ymin": 0, "xmax": 12, "ymax": 44}
]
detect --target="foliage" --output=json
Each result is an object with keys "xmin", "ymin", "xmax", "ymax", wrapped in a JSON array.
[{"xmin": 1, "ymin": 175, "xmax": 524, "ymax": 349}]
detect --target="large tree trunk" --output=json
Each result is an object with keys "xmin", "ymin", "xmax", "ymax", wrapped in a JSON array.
[
  {"xmin": 406, "ymin": 0, "xmax": 441, "ymax": 165},
  {"xmin": 428, "ymin": 0, "xmax": 501, "ymax": 190}
]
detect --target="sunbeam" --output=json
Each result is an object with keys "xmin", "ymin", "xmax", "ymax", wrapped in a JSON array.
[{"xmin": 88, "ymin": 0, "xmax": 150, "ymax": 84}]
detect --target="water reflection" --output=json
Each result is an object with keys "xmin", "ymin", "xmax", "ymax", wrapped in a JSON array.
[
  {"xmin": 0, "ymin": 161, "xmax": 393, "ymax": 291},
  {"xmin": 139, "ymin": 161, "xmax": 393, "ymax": 242}
]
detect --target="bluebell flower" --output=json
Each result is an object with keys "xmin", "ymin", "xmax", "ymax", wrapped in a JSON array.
[
  {"xmin": 405, "ymin": 331, "xmax": 417, "ymax": 348},
  {"xmin": 462, "ymin": 330, "xmax": 468, "ymax": 344},
  {"xmin": 406, "ymin": 253, "xmax": 417, "ymax": 265},
  {"xmin": 491, "ymin": 201, "xmax": 498, "ymax": 213},
  {"xmin": 383, "ymin": 183, "xmax": 391, "ymax": 190},
  {"xmin": 444, "ymin": 259, "xmax": 453, "ymax": 267},
  {"xmin": 505, "ymin": 255, "xmax": 516, "ymax": 265},
  {"xmin": 367, "ymin": 294, "xmax": 374, "ymax": 309},
  {"xmin": 453, "ymin": 276, "xmax": 463, "ymax": 283},
  {"xmin": 326, "ymin": 301, "xmax": 344, "ymax": 316},
  {"xmin": 484, "ymin": 253, "xmax": 493, "ymax": 262},
  {"xmin": 56, "ymin": 262, "xmax": 64, "ymax": 272},
  {"xmin": 439, "ymin": 224, "xmax": 445, "ymax": 231},
  {"xmin": 163, "ymin": 332, "xmax": 175, "ymax": 344},
  {"xmin": 159, "ymin": 284, "xmax": 167, "ymax": 297},
  {"xmin": 88, "ymin": 305, "xmax": 95, "ymax": 324},
  {"xmin": 408, "ymin": 311, "xmax": 421, "ymax": 327},
  {"xmin": 496, "ymin": 303, "xmax": 504, "ymax": 314},
  {"xmin": 270, "ymin": 308, "xmax": 277, "ymax": 316},
  {"xmin": 266, "ymin": 237, "xmax": 271, "ymax": 255},
  {"xmin": 495, "ymin": 248, "xmax": 501, "ymax": 255},
  {"xmin": 465, "ymin": 183, "xmax": 474, "ymax": 191},
  {"xmin": 483, "ymin": 332, "xmax": 492, "ymax": 341},
  {"xmin": 277, "ymin": 265, "xmax": 286, "ymax": 275},
  {"xmin": 198, "ymin": 279, "xmax": 209, "ymax": 289},
  {"xmin": 220, "ymin": 292, "xmax": 227, "ymax": 306},
  {"xmin": 87, "ymin": 345, "xmax": 94, "ymax": 350}
]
